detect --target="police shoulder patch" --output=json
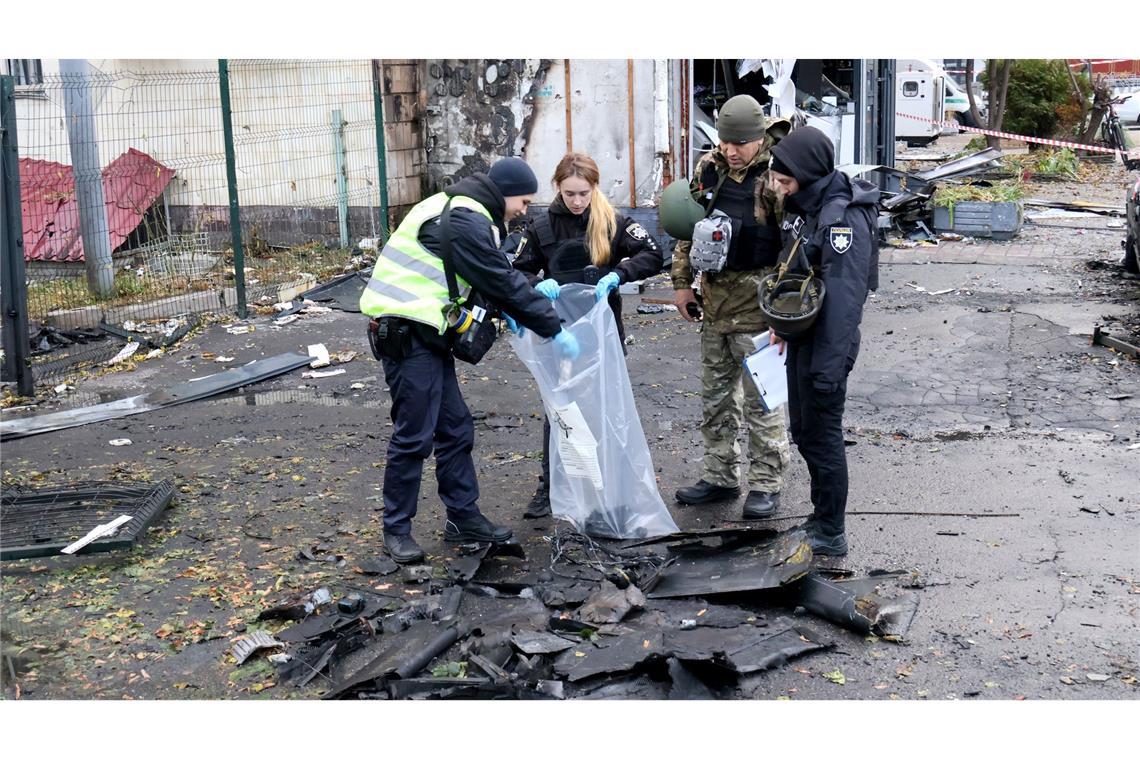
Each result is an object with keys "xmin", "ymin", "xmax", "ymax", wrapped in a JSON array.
[
  {"xmin": 625, "ymin": 222, "xmax": 649, "ymax": 241},
  {"xmin": 829, "ymin": 226, "xmax": 853, "ymax": 254}
]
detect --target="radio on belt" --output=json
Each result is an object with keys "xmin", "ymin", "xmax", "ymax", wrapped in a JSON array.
[{"xmin": 689, "ymin": 210, "xmax": 733, "ymax": 274}]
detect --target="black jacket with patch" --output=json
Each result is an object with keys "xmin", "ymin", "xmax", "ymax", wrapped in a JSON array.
[
  {"xmin": 513, "ymin": 195, "xmax": 663, "ymax": 339},
  {"xmin": 414, "ymin": 173, "xmax": 562, "ymax": 341},
  {"xmin": 779, "ymin": 170, "xmax": 880, "ymax": 392}
]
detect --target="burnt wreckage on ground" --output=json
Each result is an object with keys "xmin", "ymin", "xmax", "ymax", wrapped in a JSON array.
[{"xmin": 238, "ymin": 525, "xmax": 920, "ymax": 699}]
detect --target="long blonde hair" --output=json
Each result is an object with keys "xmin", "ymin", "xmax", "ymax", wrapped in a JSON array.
[{"xmin": 552, "ymin": 153, "xmax": 616, "ymax": 266}]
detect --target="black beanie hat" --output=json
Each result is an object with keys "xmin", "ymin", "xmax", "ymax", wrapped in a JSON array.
[
  {"xmin": 769, "ymin": 152, "xmax": 794, "ymax": 178},
  {"xmin": 769, "ymin": 126, "xmax": 835, "ymax": 186},
  {"xmin": 488, "ymin": 157, "xmax": 538, "ymax": 197}
]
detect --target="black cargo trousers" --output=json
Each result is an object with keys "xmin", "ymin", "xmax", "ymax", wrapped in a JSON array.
[
  {"xmin": 786, "ymin": 340, "xmax": 849, "ymax": 537},
  {"xmin": 379, "ymin": 332, "xmax": 481, "ymax": 535}
]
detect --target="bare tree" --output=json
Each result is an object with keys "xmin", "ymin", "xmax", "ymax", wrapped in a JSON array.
[
  {"xmin": 966, "ymin": 59, "xmax": 1013, "ymax": 149},
  {"xmin": 1079, "ymin": 76, "xmax": 1113, "ymax": 144},
  {"xmin": 1063, "ymin": 59, "xmax": 1114, "ymax": 144}
]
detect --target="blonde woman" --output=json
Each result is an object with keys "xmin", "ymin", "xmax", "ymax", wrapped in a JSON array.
[{"xmin": 513, "ymin": 152, "xmax": 664, "ymax": 518}]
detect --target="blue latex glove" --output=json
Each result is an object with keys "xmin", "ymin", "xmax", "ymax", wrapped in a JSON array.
[
  {"xmin": 594, "ymin": 272, "xmax": 621, "ymax": 302},
  {"xmin": 552, "ymin": 329, "xmax": 580, "ymax": 360},
  {"xmin": 536, "ymin": 279, "xmax": 561, "ymax": 300},
  {"xmin": 502, "ymin": 313, "xmax": 525, "ymax": 337}
]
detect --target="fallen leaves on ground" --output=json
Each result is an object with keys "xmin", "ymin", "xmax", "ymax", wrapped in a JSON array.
[{"xmin": 822, "ymin": 669, "xmax": 846, "ymax": 685}]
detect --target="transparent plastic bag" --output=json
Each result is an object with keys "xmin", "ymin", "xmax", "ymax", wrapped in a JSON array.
[{"xmin": 510, "ymin": 283, "xmax": 678, "ymax": 539}]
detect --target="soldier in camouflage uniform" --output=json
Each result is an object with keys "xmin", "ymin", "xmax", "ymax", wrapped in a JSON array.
[{"xmin": 671, "ymin": 94, "xmax": 791, "ymax": 519}]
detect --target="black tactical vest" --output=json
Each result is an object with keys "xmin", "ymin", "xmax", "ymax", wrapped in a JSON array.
[
  {"xmin": 700, "ymin": 163, "xmax": 781, "ymax": 271},
  {"xmin": 533, "ymin": 214, "xmax": 613, "ymax": 285}
]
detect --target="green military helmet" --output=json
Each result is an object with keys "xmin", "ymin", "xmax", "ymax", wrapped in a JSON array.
[
  {"xmin": 659, "ymin": 179, "xmax": 706, "ymax": 241},
  {"xmin": 758, "ymin": 271, "xmax": 826, "ymax": 339},
  {"xmin": 765, "ymin": 117, "xmax": 791, "ymax": 144},
  {"xmin": 717, "ymin": 95, "xmax": 766, "ymax": 144}
]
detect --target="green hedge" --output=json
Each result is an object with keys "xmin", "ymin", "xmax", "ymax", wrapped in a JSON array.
[{"xmin": 984, "ymin": 59, "xmax": 1088, "ymax": 139}]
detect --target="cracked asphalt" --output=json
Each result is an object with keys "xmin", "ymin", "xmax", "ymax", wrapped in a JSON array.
[{"xmin": 2, "ymin": 169, "xmax": 1138, "ymax": 705}]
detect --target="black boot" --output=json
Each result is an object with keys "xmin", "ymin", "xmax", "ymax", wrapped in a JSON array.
[
  {"xmin": 809, "ymin": 530, "xmax": 848, "ymax": 557},
  {"xmin": 675, "ymin": 479, "xmax": 740, "ymax": 505},
  {"xmin": 742, "ymin": 491, "xmax": 780, "ymax": 519},
  {"xmin": 444, "ymin": 513, "xmax": 513, "ymax": 543},
  {"xmin": 384, "ymin": 532, "xmax": 426, "ymax": 564},
  {"xmin": 523, "ymin": 485, "xmax": 551, "ymax": 519}
]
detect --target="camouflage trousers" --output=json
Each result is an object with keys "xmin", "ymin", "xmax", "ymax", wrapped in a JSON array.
[{"xmin": 700, "ymin": 328, "xmax": 790, "ymax": 491}]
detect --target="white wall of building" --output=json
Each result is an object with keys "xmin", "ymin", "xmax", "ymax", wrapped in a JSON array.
[
  {"xmin": 12, "ymin": 59, "xmax": 379, "ymax": 210},
  {"xmin": 525, "ymin": 59, "xmax": 663, "ymax": 207}
]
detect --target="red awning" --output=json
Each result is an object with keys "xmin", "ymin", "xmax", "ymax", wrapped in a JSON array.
[{"xmin": 20, "ymin": 148, "xmax": 175, "ymax": 263}]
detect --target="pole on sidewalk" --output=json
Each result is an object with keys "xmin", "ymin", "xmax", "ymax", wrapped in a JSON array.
[
  {"xmin": 370, "ymin": 60, "xmax": 390, "ymax": 242},
  {"xmin": 60, "ymin": 59, "xmax": 114, "ymax": 298},
  {"xmin": 218, "ymin": 59, "xmax": 247, "ymax": 318},
  {"xmin": 0, "ymin": 75, "xmax": 34, "ymax": 396},
  {"xmin": 332, "ymin": 109, "xmax": 349, "ymax": 250}
]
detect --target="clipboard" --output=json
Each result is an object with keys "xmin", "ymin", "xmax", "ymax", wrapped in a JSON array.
[{"xmin": 743, "ymin": 343, "xmax": 788, "ymax": 413}]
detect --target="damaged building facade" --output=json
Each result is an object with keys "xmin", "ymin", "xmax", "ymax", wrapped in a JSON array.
[{"xmin": 420, "ymin": 58, "xmax": 896, "ymax": 230}]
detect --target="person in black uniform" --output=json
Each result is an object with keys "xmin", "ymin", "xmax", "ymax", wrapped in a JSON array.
[
  {"xmin": 365, "ymin": 157, "xmax": 580, "ymax": 564},
  {"xmin": 512, "ymin": 151, "xmax": 665, "ymax": 518},
  {"xmin": 766, "ymin": 126, "xmax": 880, "ymax": 557}
]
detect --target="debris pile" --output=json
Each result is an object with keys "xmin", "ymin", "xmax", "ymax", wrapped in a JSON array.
[
  {"xmin": 877, "ymin": 148, "xmax": 1009, "ymax": 244},
  {"xmin": 238, "ymin": 525, "xmax": 920, "ymax": 699},
  {"xmin": 254, "ymin": 268, "xmax": 370, "ymax": 318},
  {"xmin": 269, "ymin": 299, "xmax": 334, "ymax": 327},
  {"xmin": 875, "ymin": 147, "xmax": 1128, "ymax": 247},
  {"xmin": 28, "ymin": 325, "xmax": 107, "ymax": 356},
  {"xmin": 103, "ymin": 316, "xmax": 197, "ymax": 352}
]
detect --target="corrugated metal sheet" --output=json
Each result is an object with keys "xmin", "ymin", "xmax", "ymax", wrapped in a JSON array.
[{"xmin": 20, "ymin": 148, "xmax": 175, "ymax": 263}]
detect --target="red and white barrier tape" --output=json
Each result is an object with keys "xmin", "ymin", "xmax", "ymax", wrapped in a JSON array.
[{"xmin": 896, "ymin": 111, "xmax": 1136, "ymax": 158}]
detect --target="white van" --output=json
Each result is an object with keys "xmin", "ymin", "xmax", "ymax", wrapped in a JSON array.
[
  {"xmin": 895, "ymin": 70, "xmax": 944, "ymax": 146},
  {"xmin": 899, "ymin": 59, "xmax": 983, "ymax": 127}
]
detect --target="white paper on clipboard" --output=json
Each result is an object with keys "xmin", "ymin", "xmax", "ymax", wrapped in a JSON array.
[
  {"xmin": 743, "ymin": 343, "xmax": 788, "ymax": 413},
  {"xmin": 548, "ymin": 401, "xmax": 604, "ymax": 489}
]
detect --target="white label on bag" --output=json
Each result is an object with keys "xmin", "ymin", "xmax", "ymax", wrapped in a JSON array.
[{"xmin": 549, "ymin": 401, "xmax": 603, "ymax": 489}]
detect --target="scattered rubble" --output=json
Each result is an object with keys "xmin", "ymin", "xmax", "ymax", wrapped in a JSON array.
[
  {"xmin": 796, "ymin": 572, "xmax": 919, "ymax": 641},
  {"xmin": 106, "ymin": 342, "xmax": 140, "ymax": 365},
  {"xmin": 231, "ymin": 631, "xmax": 286, "ymax": 666},
  {"xmin": 232, "ymin": 524, "xmax": 923, "ymax": 700},
  {"xmin": 28, "ymin": 325, "xmax": 107, "ymax": 356},
  {"xmin": 102, "ymin": 316, "xmax": 197, "ymax": 352}
]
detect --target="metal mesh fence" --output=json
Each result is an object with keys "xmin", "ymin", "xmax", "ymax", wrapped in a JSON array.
[
  {"xmin": 3, "ymin": 60, "xmax": 383, "ymax": 388},
  {"xmin": 227, "ymin": 60, "xmax": 383, "ymax": 306}
]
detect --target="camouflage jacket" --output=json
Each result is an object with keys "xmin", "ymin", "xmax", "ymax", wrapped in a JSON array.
[{"xmin": 671, "ymin": 139, "xmax": 785, "ymax": 334}]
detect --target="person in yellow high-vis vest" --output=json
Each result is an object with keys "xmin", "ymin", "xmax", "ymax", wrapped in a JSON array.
[{"xmin": 360, "ymin": 157, "xmax": 580, "ymax": 564}]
